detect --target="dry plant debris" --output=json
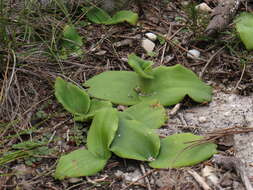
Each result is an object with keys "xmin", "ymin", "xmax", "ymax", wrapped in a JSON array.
[{"xmin": 0, "ymin": 0, "xmax": 252, "ymax": 189}]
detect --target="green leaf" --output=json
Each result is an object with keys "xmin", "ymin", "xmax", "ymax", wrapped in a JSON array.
[
  {"xmin": 85, "ymin": 55, "xmax": 212, "ymax": 106},
  {"xmin": 86, "ymin": 7, "xmax": 112, "ymax": 24},
  {"xmin": 84, "ymin": 71, "xmax": 140, "ymax": 105},
  {"xmin": 87, "ymin": 99, "xmax": 112, "ymax": 115},
  {"xmin": 55, "ymin": 77, "xmax": 90, "ymax": 115},
  {"xmin": 54, "ymin": 149, "xmax": 107, "ymax": 179},
  {"xmin": 12, "ymin": 141, "xmax": 45, "ymax": 150},
  {"xmin": 110, "ymin": 115, "xmax": 160, "ymax": 161},
  {"xmin": 157, "ymin": 35, "xmax": 166, "ymax": 45},
  {"xmin": 106, "ymin": 10, "xmax": 138, "ymax": 25},
  {"xmin": 149, "ymin": 133, "xmax": 217, "ymax": 168},
  {"xmin": 86, "ymin": 7, "xmax": 138, "ymax": 25},
  {"xmin": 123, "ymin": 100, "xmax": 167, "ymax": 129},
  {"xmin": 128, "ymin": 53, "xmax": 154, "ymax": 79},
  {"xmin": 74, "ymin": 99, "xmax": 112, "ymax": 121},
  {"xmin": 62, "ymin": 25, "xmax": 83, "ymax": 49},
  {"xmin": 61, "ymin": 25, "xmax": 83, "ymax": 58},
  {"xmin": 235, "ymin": 12, "xmax": 253, "ymax": 50},
  {"xmin": 87, "ymin": 108, "xmax": 119, "ymax": 159},
  {"xmin": 139, "ymin": 65, "xmax": 212, "ymax": 105}
]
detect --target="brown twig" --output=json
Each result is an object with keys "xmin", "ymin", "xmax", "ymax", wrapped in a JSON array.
[
  {"xmin": 205, "ymin": 0, "xmax": 241, "ymax": 35},
  {"xmin": 233, "ymin": 63, "xmax": 246, "ymax": 92},
  {"xmin": 167, "ymin": 126, "xmax": 253, "ymax": 168},
  {"xmin": 185, "ymin": 126, "xmax": 253, "ymax": 149},
  {"xmin": 140, "ymin": 164, "xmax": 152, "ymax": 190},
  {"xmin": 187, "ymin": 169, "xmax": 212, "ymax": 190},
  {"xmin": 199, "ymin": 46, "xmax": 225, "ymax": 79},
  {"xmin": 169, "ymin": 103, "xmax": 181, "ymax": 117}
]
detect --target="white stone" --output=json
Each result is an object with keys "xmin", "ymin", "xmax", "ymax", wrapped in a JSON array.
[
  {"xmin": 68, "ymin": 178, "xmax": 82, "ymax": 183},
  {"xmin": 141, "ymin": 38, "xmax": 155, "ymax": 53},
  {"xmin": 121, "ymin": 57, "xmax": 128, "ymax": 62},
  {"xmin": 187, "ymin": 49, "xmax": 200, "ymax": 59},
  {"xmin": 201, "ymin": 166, "xmax": 219, "ymax": 185},
  {"xmin": 145, "ymin": 32, "xmax": 157, "ymax": 41},
  {"xmin": 181, "ymin": 1, "xmax": 189, "ymax": 6},
  {"xmin": 95, "ymin": 50, "xmax": 106, "ymax": 55},
  {"xmin": 115, "ymin": 170, "xmax": 124, "ymax": 177},
  {"xmin": 195, "ymin": 3, "xmax": 212, "ymax": 12},
  {"xmin": 165, "ymin": 55, "xmax": 174, "ymax": 63},
  {"xmin": 124, "ymin": 170, "xmax": 143, "ymax": 182},
  {"xmin": 198, "ymin": 116, "xmax": 207, "ymax": 123}
]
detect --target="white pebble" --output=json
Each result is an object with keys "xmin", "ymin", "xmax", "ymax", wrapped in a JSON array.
[
  {"xmin": 198, "ymin": 116, "xmax": 207, "ymax": 123},
  {"xmin": 181, "ymin": 1, "xmax": 189, "ymax": 6},
  {"xmin": 201, "ymin": 166, "xmax": 219, "ymax": 185},
  {"xmin": 187, "ymin": 49, "xmax": 200, "ymax": 59},
  {"xmin": 141, "ymin": 38, "xmax": 155, "ymax": 53},
  {"xmin": 145, "ymin": 32, "xmax": 157, "ymax": 41},
  {"xmin": 165, "ymin": 55, "xmax": 174, "ymax": 63},
  {"xmin": 224, "ymin": 111, "xmax": 231, "ymax": 117},
  {"xmin": 115, "ymin": 170, "xmax": 124, "ymax": 177},
  {"xmin": 195, "ymin": 3, "xmax": 212, "ymax": 12},
  {"xmin": 68, "ymin": 178, "xmax": 82, "ymax": 183},
  {"xmin": 121, "ymin": 57, "xmax": 128, "ymax": 62},
  {"xmin": 95, "ymin": 50, "xmax": 106, "ymax": 55}
]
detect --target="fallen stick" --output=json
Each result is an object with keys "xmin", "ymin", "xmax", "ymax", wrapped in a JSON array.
[{"xmin": 205, "ymin": 0, "xmax": 241, "ymax": 36}]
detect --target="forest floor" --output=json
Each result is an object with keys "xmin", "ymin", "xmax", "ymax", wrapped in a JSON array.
[{"xmin": 0, "ymin": 0, "xmax": 253, "ymax": 189}]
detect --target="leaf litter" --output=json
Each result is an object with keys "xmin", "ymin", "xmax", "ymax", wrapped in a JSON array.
[{"xmin": 0, "ymin": 0, "xmax": 253, "ymax": 189}]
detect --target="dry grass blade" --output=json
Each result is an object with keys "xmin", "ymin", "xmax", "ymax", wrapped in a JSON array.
[{"xmin": 185, "ymin": 126, "xmax": 253, "ymax": 149}]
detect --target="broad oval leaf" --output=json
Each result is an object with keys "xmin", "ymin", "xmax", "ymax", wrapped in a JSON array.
[
  {"xmin": 86, "ymin": 8, "xmax": 138, "ymax": 25},
  {"xmin": 149, "ymin": 133, "xmax": 217, "ymax": 168},
  {"xmin": 122, "ymin": 100, "xmax": 167, "ymax": 129},
  {"xmin": 55, "ymin": 77, "xmax": 90, "ymax": 115},
  {"xmin": 86, "ymin": 7, "xmax": 112, "ymax": 24},
  {"xmin": 85, "ymin": 59, "xmax": 212, "ymax": 106},
  {"xmin": 84, "ymin": 71, "xmax": 140, "ymax": 105},
  {"xmin": 235, "ymin": 12, "xmax": 253, "ymax": 50},
  {"xmin": 54, "ymin": 149, "xmax": 108, "ymax": 179},
  {"xmin": 110, "ymin": 115, "xmax": 160, "ymax": 161},
  {"xmin": 139, "ymin": 65, "xmax": 212, "ymax": 105},
  {"xmin": 87, "ymin": 108, "xmax": 119, "ymax": 159},
  {"xmin": 106, "ymin": 10, "xmax": 138, "ymax": 25}
]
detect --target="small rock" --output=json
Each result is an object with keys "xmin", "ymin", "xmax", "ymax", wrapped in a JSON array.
[
  {"xmin": 195, "ymin": 3, "xmax": 212, "ymax": 12},
  {"xmin": 68, "ymin": 177, "xmax": 82, "ymax": 183},
  {"xmin": 145, "ymin": 32, "xmax": 157, "ymax": 41},
  {"xmin": 114, "ymin": 39, "xmax": 133, "ymax": 47},
  {"xmin": 223, "ymin": 111, "xmax": 231, "ymax": 117},
  {"xmin": 141, "ymin": 38, "xmax": 155, "ymax": 53},
  {"xmin": 95, "ymin": 50, "xmax": 107, "ymax": 55},
  {"xmin": 121, "ymin": 57, "xmax": 128, "ymax": 62},
  {"xmin": 201, "ymin": 166, "xmax": 219, "ymax": 185},
  {"xmin": 115, "ymin": 170, "xmax": 124, "ymax": 177},
  {"xmin": 198, "ymin": 116, "xmax": 207, "ymax": 123},
  {"xmin": 187, "ymin": 49, "xmax": 200, "ymax": 59},
  {"xmin": 181, "ymin": 1, "xmax": 189, "ymax": 6},
  {"xmin": 124, "ymin": 170, "xmax": 143, "ymax": 182},
  {"xmin": 164, "ymin": 55, "xmax": 174, "ymax": 63}
]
